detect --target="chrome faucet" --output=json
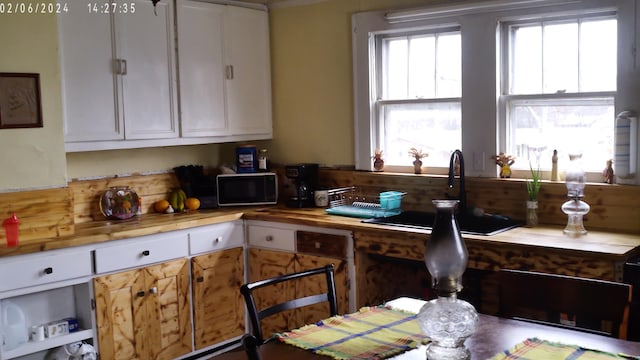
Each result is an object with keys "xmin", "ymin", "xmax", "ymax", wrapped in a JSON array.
[{"xmin": 447, "ymin": 149, "xmax": 466, "ymax": 214}]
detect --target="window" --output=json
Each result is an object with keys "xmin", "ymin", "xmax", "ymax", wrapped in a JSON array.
[
  {"xmin": 378, "ymin": 29, "xmax": 461, "ymax": 169},
  {"xmin": 353, "ymin": 0, "xmax": 636, "ymax": 180},
  {"xmin": 502, "ymin": 15, "xmax": 617, "ymax": 172}
]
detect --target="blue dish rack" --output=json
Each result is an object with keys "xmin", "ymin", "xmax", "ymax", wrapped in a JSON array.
[{"xmin": 325, "ymin": 187, "xmax": 406, "ymax": 219}]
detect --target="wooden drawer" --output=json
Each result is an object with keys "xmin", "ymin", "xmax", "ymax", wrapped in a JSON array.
[
  {"xmin": 189, "ymin": 221, "xmax": 244, "ymax": 255},
  {"xmin": 0, "ymin": 249, "xmax": 92, "ymax": 292},
  {"xmin": 94, "ymin": 232, "xmax": 188, "ymax": 274},
  {"xmin": 296, "ymin": 231, "xmax": 347, "ymax": 259},
  {"xmin": 247, "ymin": 224, "xmax": 295, "ymax": 252}
]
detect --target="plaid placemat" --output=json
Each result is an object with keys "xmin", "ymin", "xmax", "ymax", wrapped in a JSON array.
[
  {"xmin": 491, "ymin": 338, "xmax": 635, "ymax": 359},
  {"xmin": 275, "ymin": 306, "xmax": 429, "ymax": 360}
]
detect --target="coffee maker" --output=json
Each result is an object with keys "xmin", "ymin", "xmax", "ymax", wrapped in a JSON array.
[{"xmin": 285, "ymin": 164, "xmax": 318, "ymax": 208}]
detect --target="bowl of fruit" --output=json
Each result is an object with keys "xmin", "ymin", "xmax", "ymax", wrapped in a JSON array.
[{"xmin": 99, "ymin": 186, "xmax": 139, "ymax": 220}]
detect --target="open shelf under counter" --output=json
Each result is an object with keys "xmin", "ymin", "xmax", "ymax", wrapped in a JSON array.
[{"xmin": 3, "ymin": 329, "xmax": 93, "ymax": 359}]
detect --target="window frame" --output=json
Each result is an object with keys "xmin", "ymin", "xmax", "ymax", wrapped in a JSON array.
[
  {"xmin": 498, "ymin": 11, "xmax": 618, "ymax": 179},
  {"xmin": 352, "ymin": 0, "xmax": 638, "ymax": 184}
]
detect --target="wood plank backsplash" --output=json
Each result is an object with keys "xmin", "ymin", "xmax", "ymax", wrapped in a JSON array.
[
  {"xmin": 0, "ymin": 187, "xmax": 74, "ymax": 245},
  {"xmin": 317, "ymin": 169, "xmax": 640, "ymax": 234},
  {"xmin": 0, "ymin": 167, "xmax": 637, "ymax": 246}
]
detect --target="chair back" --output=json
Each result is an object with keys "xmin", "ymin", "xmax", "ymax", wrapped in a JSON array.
[
  {"xmin": 498, "ymin": 269, "xmax": 632, "ymax": 339},
  {"xmin": 240, "ymin": 264, "xmax": 338, "ymax": 344}
]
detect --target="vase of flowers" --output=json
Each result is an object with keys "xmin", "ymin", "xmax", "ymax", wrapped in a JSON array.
[
  {"xmin": 526, "ymin": 163, "xmax": 541, "ymax": 227},
  {"xmin": 372, "ymin": 149, "xmax": 384, "ymax": 171},
  {"xmin": 409, "ymin": 148, "xmax": 428, "ymax": 174}
]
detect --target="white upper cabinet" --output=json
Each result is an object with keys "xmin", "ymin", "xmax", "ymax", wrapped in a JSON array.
[
  {"xmin": 60, "ymin": 0, "xmax": 179, "ymax": 151},
  {"xmin": 177, "ymin": 2, "xmax": 227, "ymax": 137},
  {"xmin": 177, "ymin": 1, "xmax": 272, "ymax": 139}
]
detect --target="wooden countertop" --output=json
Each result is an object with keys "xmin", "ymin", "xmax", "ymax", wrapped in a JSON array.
[{"xmin": 2, "ymin": 206, "xmax": 640, "ymax": 260}]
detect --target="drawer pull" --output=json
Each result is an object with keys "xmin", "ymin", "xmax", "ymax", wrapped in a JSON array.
[
  {"xmin": 266, "ymin": 235, "xmax": 274, "ymax": 242},
  {"xmin": 136, "ymin": 290, "xmax": 145, "ymax": 298},
  {"xmin": 141, "ymin": 250, "xmax": 150, "ymax": 256},
  {"xmin": 43, "ymin": 267, "xmax": 53, "ymax": 275},
  {"xmin": 214, "ymin": 237, "xmax": 222, "ymax": 244},
  {"xmin": 315, "ymin": 241, "xmax": 321, "ymax": 249},
  {"xmin": 196, "ymin": 276, "xmax": 204, "ymax": 283},
  {"xmin": 149, "ymin": 287, "xmax": 157, "ymax": 294}
]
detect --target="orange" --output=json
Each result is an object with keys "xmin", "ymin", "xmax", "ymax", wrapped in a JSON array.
[
  {"xmin": 185, "ymin": 198, "xmax": 201, "ymax": 210},
  {"xmin": 154, "ymin": 200, "xmax": 170, "ymax": 213}
]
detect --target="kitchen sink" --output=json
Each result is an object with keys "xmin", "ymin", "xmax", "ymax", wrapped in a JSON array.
[{"xmin": 363, "ymin": 210, "xmax": 522, "ymax": 236}]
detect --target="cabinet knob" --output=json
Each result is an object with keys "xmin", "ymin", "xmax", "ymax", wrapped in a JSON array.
[
  {"xmin": 43, "ymin": 267, "xmax": 53, "ymax": 275},
  {"xmin": 137, "ymin": 290, "xmax": 145, "ymax": 298},
  {"xmin": 196, "ymin": 276, "xmax": 204, "ymax": 283},
  {"xmin": 315, "ymin": 241, "xmax": 321, "ymax": 249},
  {"xmin": 149, "ymin": 287, "xmax": 157, "ymax": 294},
  {"xmin": 214, "ymin": 237, "xmax": 222, "ymax": 244},
  {"xmin": 265, "ymin": 235, "xmax": 274, "ymax": 242},
  {"xmin": 142, "ymin": 250, "xmax": 150, "ymax": 256}
]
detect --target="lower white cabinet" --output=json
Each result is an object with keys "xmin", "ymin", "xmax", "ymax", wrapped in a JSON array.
[
  {"xmin": 0, "ymin": 220, "xmax": 248, "ymax": 360},
  {"xmin": 0, "ymin": 248, "xmax": 95, "ymax": 360}
]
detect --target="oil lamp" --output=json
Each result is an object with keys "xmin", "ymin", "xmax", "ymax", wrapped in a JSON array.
[
  {"xmin": 417, "ymin": 200, "xmax": 478, "ymax": 360},
  {"xmin": 561, "ymin": 153, "xmax": 590, "ymax": 236}
]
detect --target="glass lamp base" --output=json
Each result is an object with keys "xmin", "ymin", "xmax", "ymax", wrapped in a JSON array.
[
  {"xmin": 561, "ymin": 198, "xmax": 590, "ymax": 236},
  {"xmin": 417, "ymin": 296, "xmax": 478, "ymax": 360}
]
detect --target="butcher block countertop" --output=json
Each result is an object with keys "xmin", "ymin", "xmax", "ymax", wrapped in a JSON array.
[{"xmin": 2, "ymin": 206, "xmax": 640, "ymax": 262}]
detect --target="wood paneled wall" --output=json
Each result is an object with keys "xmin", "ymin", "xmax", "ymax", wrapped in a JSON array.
[
  {"xmin": 317, "ymin": 169, "xmax": 640, "ymax": 234},
  {"xmin": 0, "ymin": 188, "xmax": 74, "ymax": 247},
  {"xmin": 68, "ymin": 173, "xmax": 180, "ymax": 224}
]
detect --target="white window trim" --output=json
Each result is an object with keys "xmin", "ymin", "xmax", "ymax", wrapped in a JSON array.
[{"xmin": 352, "ymin": 0, "xmax": 639, "ymax": 184}]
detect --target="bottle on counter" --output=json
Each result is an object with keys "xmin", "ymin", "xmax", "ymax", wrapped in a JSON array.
[{"xmin": 258, "ymin": 149, "xmax": 269, "ymax": 172}]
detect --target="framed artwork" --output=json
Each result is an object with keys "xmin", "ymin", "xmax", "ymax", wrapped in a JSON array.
[{"xmin": 0, "ymin": 73, "xmax": 43, "ymax": 129}]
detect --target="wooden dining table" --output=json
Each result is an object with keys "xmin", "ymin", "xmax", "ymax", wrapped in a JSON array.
[{"xmin": 211, "ymin": 297, "xmax": 640, "ymax": 360}]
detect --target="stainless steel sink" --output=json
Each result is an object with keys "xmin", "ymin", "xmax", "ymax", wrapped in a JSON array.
[{"xmin": 363, "ymin": 210, "xmax": 522, "ymax": 236}]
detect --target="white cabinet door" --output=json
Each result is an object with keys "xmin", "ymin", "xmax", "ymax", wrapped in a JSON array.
[
  {"xmin": 60, "ymin": 0, "xmax": 178, "ymax": 148},
  {"xmin": 176, "ymin": 2, "xmax": 272, "ymax": 139},
  {"xmin": 117, "ymin": 0, "xmax": 178, "ymax": 140},
  {"xmin": 59, "ymin": 6, "xmax": 123, "ymax": 142},
  {"xmin": 225, "ymin": 6, "xmax": 272, "ymax": 136},
  {"xmin": 177, "ymin": 1, "xmax": 227, "ymax": 137}
]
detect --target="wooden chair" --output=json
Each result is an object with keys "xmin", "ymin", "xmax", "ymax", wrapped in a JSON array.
[
  {"xmin": 498, "ymin": 269, "xmax": 632, "ymax": 339},
  {"xmin": 240, "ymin": 264, "xmax": 338, "ymax": 345}
]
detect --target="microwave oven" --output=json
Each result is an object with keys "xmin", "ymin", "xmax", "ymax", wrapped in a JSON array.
[{"xmin": 216, "ymin": 172, "xmax": 278, "ymax": 206}]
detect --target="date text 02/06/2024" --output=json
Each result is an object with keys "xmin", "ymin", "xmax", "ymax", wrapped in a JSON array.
[{"xmin": 0, "ymin": 2, "xmax": 69, "ymax": 14}]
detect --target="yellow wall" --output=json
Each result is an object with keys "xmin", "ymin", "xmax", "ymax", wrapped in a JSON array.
[
  {"xmin": 0, "ymin": 7, "xmax": 66, "ymax": 191},
  {"xmin": 267, "ymin": 0, "xmax": 439, "ymax": 166},
  {"xmin": 0, "ymin": 0, "xmax": 434, "ymax": 192}
]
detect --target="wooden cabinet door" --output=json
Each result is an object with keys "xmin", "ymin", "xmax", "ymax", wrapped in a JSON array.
[
  {"xmin": 94, "ymin": 259, "xmax": 192, "ymax": 360},
  {"xmin": 192, "ymin": 247, "xmax": 244, "ymax": 349},
  {"xmin": 295, "ymin": 254, "xmax": 349, "ymax": 328},
  {"xmin": 248, "ymin": 248, "xmax": 295, "ymax": 338},
  {"xmin": 94, "ymin": 268, "xmax": 148, "ymax": 360},
  {"xmin": 143, "ymin": 258, "xmax": 192, "ymax": 360}
]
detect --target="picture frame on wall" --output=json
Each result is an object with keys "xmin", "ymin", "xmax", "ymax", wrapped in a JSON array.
[{"xmin": 0, "ymin": 73, "xmax": 43, "ymax": 129}]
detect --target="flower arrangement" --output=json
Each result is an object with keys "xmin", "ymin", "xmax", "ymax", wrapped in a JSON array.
[
  {"xmin": 372, "ymin": 149, "xmax": 384, "ymax": 171},
  {"xmin": 408, "ymin": 148, "xmax": 428, "ymax": 174},
  {"xmin": 526, "ymin": 162, "xmax": 541, "ymax": 201}
]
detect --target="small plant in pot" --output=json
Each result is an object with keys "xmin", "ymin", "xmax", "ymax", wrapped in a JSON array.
[
  {"xmin": 526, "ymin": 163, "xmax": 541, "ymax": 227},
  {"xmin": 409, "ymin": 148, "xmax": 428, "ymax": 174}
]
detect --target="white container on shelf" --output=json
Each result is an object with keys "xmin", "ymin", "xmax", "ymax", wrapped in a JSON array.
[{"xmin": 2, "ymin": 300, "xmax": 28, "ymax": 350}]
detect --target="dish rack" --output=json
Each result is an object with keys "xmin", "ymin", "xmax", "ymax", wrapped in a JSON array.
[{"xmin": 325, "ymin": 187, "xmax": 406, "ymax": 218}]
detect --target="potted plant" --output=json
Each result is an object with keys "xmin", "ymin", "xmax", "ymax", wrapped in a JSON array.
[
  {"xmin": 409, "ymin": 148, "xmax": 428, "ymax": 174},
  {"xmin": 526, "ymin": 163, "xmax": 541, "ymax": 227}
]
